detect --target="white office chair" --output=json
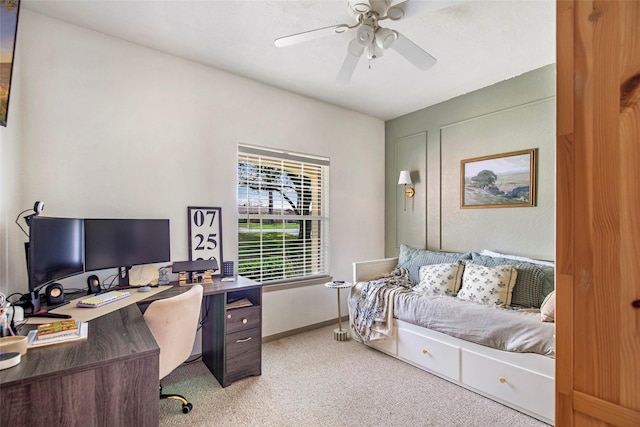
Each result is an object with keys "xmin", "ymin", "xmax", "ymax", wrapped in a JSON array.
[{"xmin": 143, "ymin": 284, "xmax": 203, "ymax": 414}]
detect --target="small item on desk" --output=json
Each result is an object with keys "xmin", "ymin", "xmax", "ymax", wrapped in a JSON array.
[
  {"xmin": 137, "ymin": 286, "xmax": 152, "ymax": 292},
  {"xmin": 0, "ymin": 352, "xmax": 21, "ymax": 370},
  {"xmin": 24, "ymin": 310, "xmax": 72, "ymax": 320},
  {"xmin": 221, "ymin": 277, "xmax": 235, "ymax": 282},
  {"xmin": 226, "ymin": 297, "xmax": 253, "ymax": 309},
  {"xmin": 27, "ymin": 321, "xmax": 88, "ymax": 348},
  {"xmin": 0, "ymin": 335, "xmax": 28, "ymax": 355},
  {"xmin": 37, "ymin": 319, "xmax": 78, "ymax": 339}
]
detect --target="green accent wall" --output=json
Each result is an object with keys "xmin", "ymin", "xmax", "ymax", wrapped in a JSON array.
[{"xmin": 385, "ymin": 65, "xmax": 556, "ymax": 261}]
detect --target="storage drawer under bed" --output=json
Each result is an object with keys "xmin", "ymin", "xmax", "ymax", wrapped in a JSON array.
[
  {"xmin": 461, "ymin": 349, "xmax": 554, "ymax": 422},
  {"xmin": 397, "ymin": 327, "xmax": 460, "ymax": 381}
]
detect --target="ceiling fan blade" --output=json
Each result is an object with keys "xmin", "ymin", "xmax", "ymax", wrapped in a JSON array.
[
  {"xmin": 391, "ymin": 32, "xmax": 437, "ymax": 71},
  {"xmin": 275, "ymin": 24, "xmax": 350, "ymax": 48},
  {"xmin": 388, "ymin": 0, "xmax": 467, "ymax": 20},
  {"xmin": 336, "ymin": 40, "xmax": 365, "ymax": 85}
]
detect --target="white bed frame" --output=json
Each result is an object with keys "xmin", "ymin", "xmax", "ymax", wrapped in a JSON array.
[{"xmin": 351, "ymin": 257, "xmax": 555, "ymax": 425}]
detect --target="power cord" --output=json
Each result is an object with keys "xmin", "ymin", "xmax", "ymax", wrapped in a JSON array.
[{"xmin": 14, "ymin": 208, "xmax": 33, "ymax": 238}]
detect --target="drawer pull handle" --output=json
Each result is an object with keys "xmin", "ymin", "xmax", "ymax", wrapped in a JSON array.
[
  {"xmin": 236, "ymin": 337, "xmax": 252, "ymax": 343},
  {"xmin": 422, "ymin": 349, "xmax": 428, "ymax": 355},
  {"xmin": 227, "ymin": 314, "xmax": 231, "ymax": 319},
  {"xmin": 632, "ymin": 300, "xmax": 640, "ymax": 308},
  {"xmin": 499, "ymin": 377, "xmax": 507, "ymax": 384},
  {"xmin": 242, "ymin": 318, "xmax": 248, "ymax": 324}
]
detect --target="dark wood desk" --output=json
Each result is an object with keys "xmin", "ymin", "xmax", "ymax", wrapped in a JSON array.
[
  {"xmin": 0, "ymin": 304, "xmax": 159, "ymax": 427},
  {"xmin": 138, "ymin": 276, "xmax": 263, "ymax": 387},
  {"xmin": 0, "ymin": 276, "xmax": 262, "ymax": 426}
]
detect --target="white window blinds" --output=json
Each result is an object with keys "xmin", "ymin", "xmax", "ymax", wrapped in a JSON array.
[{"xmin": 237, "ymin": 144, "xmax": 330, "ymax": 283}]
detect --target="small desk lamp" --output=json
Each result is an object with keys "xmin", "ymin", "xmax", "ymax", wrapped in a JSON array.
[{"xmin": 398, "ymin": 170, "xmax": 414, "ymax": 211}]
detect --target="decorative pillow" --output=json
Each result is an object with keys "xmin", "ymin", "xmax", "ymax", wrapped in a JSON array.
[
  {"xmin": 471, "ymin": 253, "xmax": 547, "ymax": 308},
  {"xmin": 457, "ymin": 262, "xmax": 518, "ymax": 307},
  {"xmin": 480, "ymin": 249, "xmax": 555, "ymax": 267},
  {"xmin": 540, "ymin": 290, "xmax": 555, "ymax": 322},
  {"xmin": 413, "ymin": 262, "xmax": 464, "ymax": 296},
  {"xmin": 397, "ymin": 244, "xmax": 472, "ymax": 285}
]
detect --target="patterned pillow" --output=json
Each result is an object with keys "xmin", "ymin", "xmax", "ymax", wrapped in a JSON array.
[
  {"xmin": 457, "ymin": 262, "xmax": 518, "ymax": 307},
  {"xmin": 471, "ymin": 253, "xmax": 546, "ymax": 308},
  {"xmin": 397, "ymin": 244, "xmax": 472, "ymax": 285},
  {"xmin": 413, "ymin": 263, "xmax": 464, "ymax": 296},
  {"xmin": 540, "ymin": 290, "xmax": 555, "ymax": 322}
]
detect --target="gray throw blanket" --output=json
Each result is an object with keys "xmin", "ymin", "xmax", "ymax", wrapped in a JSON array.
[{"xmin": 348, "ymin": 268, "xmax": 410, "ymax": 343}]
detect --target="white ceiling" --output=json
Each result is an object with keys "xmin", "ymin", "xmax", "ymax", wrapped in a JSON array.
[{"xmin": 22, "ymin": 0, "xmax": 556, "ymax": 120}]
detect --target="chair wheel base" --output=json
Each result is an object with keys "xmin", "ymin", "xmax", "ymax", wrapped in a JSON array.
[{"xmin": 160, "ymin": 389, "xmax": 193, "ymax": 414}]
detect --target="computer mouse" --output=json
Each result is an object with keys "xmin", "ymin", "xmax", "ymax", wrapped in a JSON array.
[{"xmin": 137, "ymin": 286, "xmax": 152, "ymax": 292}]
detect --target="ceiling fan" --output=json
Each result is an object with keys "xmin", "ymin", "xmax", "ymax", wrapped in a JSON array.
[{"xmin": 274, "ymin": 0, "xmax": 461, "ymax": 84}]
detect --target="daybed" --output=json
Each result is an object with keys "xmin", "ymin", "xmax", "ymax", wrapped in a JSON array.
[{"xmin": 348, "ymin": 246, "xmax": 556, "ymax": 425}]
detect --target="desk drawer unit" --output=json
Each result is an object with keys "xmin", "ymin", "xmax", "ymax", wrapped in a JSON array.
[
  {"xmin": 225, "ymin": 327, "xmax": 261, "ymax": 374},
  {"xmin": 461, "ymin": 349, "xmax": 554, "ymax": 422},
  {"xmin": 397, "ymin": 327, "xmax": 460, "ymax": 381},
  {"xmin": 226, "ymin": 306, "xmax": 261, "ymax": 334}
]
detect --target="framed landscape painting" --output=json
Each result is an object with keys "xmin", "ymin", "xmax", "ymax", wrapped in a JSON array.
[
  {"xmin": 0, "ymin": 0, "xmax": 20, "ymax": 127},
  {"xmin": 460, "ymin": 148, "xmax": 536, "ymax": 209}
]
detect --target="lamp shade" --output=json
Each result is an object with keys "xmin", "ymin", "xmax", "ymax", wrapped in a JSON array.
[
  {"xmin": 375, "ymin": 27, "xmax": 398, "ymax": 50},
  {"xmin": 398, "ymin": 170, "xmax": 412, "ymax": 185},
  {"xmin": 356, "ymin": 25, "xmax": 375, "ymax": 47}
]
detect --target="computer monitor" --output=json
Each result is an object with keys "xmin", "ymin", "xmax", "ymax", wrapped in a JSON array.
[
  {"xmin": 28, "ymin": 216, "xmax": 85, "ymax": 312},
  {"xmin": 84, "ymin": 219, "xmax": 170, "ymax": 287}
]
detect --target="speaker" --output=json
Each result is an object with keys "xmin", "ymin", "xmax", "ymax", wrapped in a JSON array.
[
  {"xmin": 45, "ymin": 283, "xmax": 65, "ymax": 305},
  {"xmin": 87, "ymin": 275, "xmax": 101, "ymax": 294}
]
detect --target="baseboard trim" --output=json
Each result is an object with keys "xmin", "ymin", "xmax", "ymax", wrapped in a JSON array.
[{"xmin": 262, "ymin": 316, "xmax": 349, "ymax": 343}]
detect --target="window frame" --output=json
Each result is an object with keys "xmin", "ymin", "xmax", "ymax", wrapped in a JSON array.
[{"xmin": 237, "ymin": 144, "xmax": 330, "ymax": 285}]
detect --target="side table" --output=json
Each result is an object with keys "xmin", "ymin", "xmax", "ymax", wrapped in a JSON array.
[{"xmin": 324, "ymin": 281, "xmax": 354, "ymax": 341}]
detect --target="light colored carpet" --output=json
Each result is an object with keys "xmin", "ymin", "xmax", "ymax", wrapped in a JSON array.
[{"xmin": 159, "ymin": 325, "xmax": 550, "ymax": 427}]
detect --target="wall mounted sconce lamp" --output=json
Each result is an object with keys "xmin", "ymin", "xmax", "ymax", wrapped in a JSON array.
[{"xmin": 398, "ymin": 170, "xmax": 414, "ymax": 211}]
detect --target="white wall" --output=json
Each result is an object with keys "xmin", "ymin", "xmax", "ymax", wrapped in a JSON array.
[
  {"xmin": 0, "ymin": 28, "xmax": 23, "ymax": 301},
  {"xmin": 4, "ymin": 10, "xmax": 385, "ymax": 337}
]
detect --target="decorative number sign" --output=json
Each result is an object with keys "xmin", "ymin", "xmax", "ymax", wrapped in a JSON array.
[{"xmin": 188, "ymin": 206, "xmax": 223, "ymax": 276}]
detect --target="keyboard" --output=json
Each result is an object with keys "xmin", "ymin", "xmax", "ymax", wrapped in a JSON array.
[{"xmin": 76, "ymin": 290, "xmax": 131, "ymax": 308}]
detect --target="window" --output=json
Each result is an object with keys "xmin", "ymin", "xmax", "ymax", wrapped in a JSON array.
[{"xmin": 237, "ymin": 144, "xmax": 329, "ymax": 283}]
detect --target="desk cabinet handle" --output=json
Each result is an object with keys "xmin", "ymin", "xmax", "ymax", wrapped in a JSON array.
[
  {"xmin": 236, "ymin": 337, "xmax": 252, "ymax": 343},
  {"xmin": 242, "ymin": 318, "xmax": 248, "ymax": 324},
  {"xmin": 632, "ymin": 300, "xmax": 640, "ymax": 308}
]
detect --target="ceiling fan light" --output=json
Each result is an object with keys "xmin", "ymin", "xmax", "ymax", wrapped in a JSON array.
[
  {"xmin": 347, "ymin": 38, "xmax": 366, "ymax": 57},
  {"xmin": 349, "ymin": 1, "xmax": 371, "ymax": 14},
  {"xmin": 355, "ymin": 25, "xmax": 374, "ymax": 47},
  {"xmin": 368, "ymin": 42, "xmax": 384, "ymax": 59},
  {"xmin": 387, "ymin": 5, "xmax": 404, "ymax": 21},
  {"xmin": 375, "ymin": 28, "xmax": 397, "ymax": 50}
]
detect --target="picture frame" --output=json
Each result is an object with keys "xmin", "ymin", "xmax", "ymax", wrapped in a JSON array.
[
  {"xmin": 460, "ymin": 148, "xmax": 536, "ymax": 209},
  {"xmin": 0, "ymin": 0, "xmax": 20, "ymax": 127},
  {"xmin": 187, "ymin": 206, "xmax": 223, "ymax": 276}
]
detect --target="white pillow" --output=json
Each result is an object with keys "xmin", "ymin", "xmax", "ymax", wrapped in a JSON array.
[
  {"xmin": 540, "ymin": 290, "xmax": 555, "ymax": 322},
  {"xmin": 413, "ymin": 263, "xmax": 464, "ymax": 296},
  {"xmin": 480, "ymin": 249, "xmax": 555, "ymax": 267},
  {"xmin": 457, "ymin": 262, "xmax": 518, "ymax": 307}
]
